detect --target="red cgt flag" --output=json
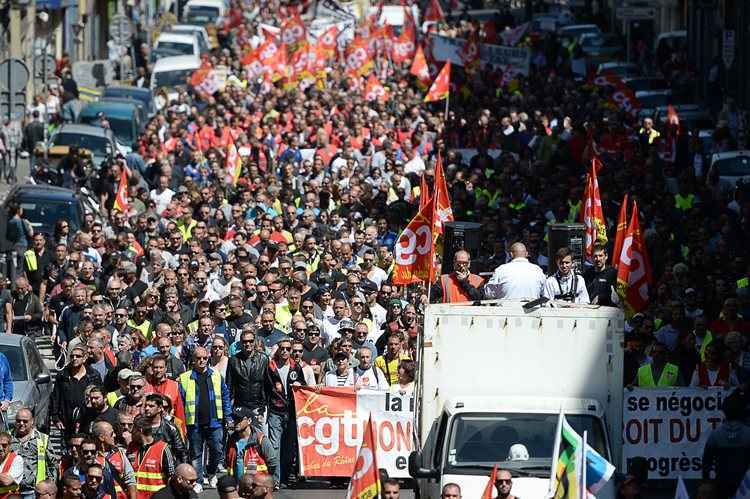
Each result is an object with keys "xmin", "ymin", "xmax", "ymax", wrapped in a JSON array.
[
  {"xmin": 113, "ymin": 168, "xmax": 129, "ymax": 213},
  {"xmin": 616, "ymin": 200, "xmax": 652, "ymax": 314},
  {"xmin": 410, "ymin": 45, "xmax": 432, "ymax": 88},
  {"xmin": 363, "ymin": 74, "xmax": 388, "ymax": 102},
  {"xmin": 433, "ymin": 153, "xmax": 454, "ymax": 235},
  {"xmin": 418, "ymin": 171, "xmax": 430, "ymax": 211},
  {"xmin": 393, "ymin": 197, "xmax": 435, "ymax": 285},
  {"xmin": 345, "ymin": 416, "xmax": 381, "ymax": 499},
  {"xmin": 581, "ymin": 158, "xmax": 607, "ymax": 259},
  {"xmin": 481, "ymin": 463, "xmax": 499, "ymax": 499},
  {"xmin": 424, "ymin": 0, "xmax": 445, "ymax": 21},
  {"xmin": 611, "ymin": 193, "xmax": 629, "ymax": 268},
  {"xmin": 424, "ymin": 61, "xmax": 450, "ymax": 102}
]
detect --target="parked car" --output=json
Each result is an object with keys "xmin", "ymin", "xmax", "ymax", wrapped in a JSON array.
[
  {"xmin": 150, "ymin": 55, "xmax": 202, "ymax": 102},
  {"xmin": 102, "ymin": 86, "xmax": 156, "ymax": 118},
  {"xmin": 49, "ymin": 124, "xmax": 117, "ymax": 170},
  {"xmin": 635, "ymin": 90, "xmax": 673, "ymax": 118},
  {"xmin": 1, "ymin": 185, "xmax": 85, "ymax": 239},
  {"xmin": 580, "ymin": 34, "xmax": 624, "ymax": 63},
  {"xmin": 78, "ymin": 100, "xmax": 142, "ymax": 154},
  {"xmin": 0, "ymin": 335, "xmax": 52, "ymax": 428},
  {"xmin": 596, "ymin": 62, "xmax": 641, "ymax": 78},
  {"xmin": 558, "ymin": 23, "xmax": 601, "ymax": 42},
  {"xmin": 166, "ymin": 24, "xmax": 212, "ymax": 51},
  {"xmin": 183, "ymin": 0, "xmax": 227, "ymax": 25},
  {"xmin": 709, "ymin": 151, "xmax": 750, "ymax": 193}
]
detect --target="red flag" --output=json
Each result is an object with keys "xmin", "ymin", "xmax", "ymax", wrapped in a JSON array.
[
  {"xmin": 616, "ymin": 200, "xmax": 652, "ymax": 314},
  {"xmin": 346, "ymin": 38, "xmax": 374, "ymax": 76},
  {"xmin": 418, "ymin": 172, "xmax": 430, "ymax": 211},
  {"xmin": 393, "ymin": 197, "xmax": 435, "ymax": 285},
  {"xmin": 667, "ymin": 104, "xmax": 679, "ymax": 125},
  {"xmin": 391, "ymin": 10, "xmax": 416, "ymax": 63},
  {"xmin": 113, "ymin": 168, "xmax": 129, "ymax": 213},
  {"xmin": 345, "ymin": 416, "xmax": 380, "ymax": 499},
  {"xmin": 410, "ymin": 45, "xmax": 432, "ymax": 88},
  {"xmin": 424, "ymin": 0, "xmax": 445, "ymax": 21},
  {"xmin": 433, "ymin": 153, "xmax": 454, "ymax": 235},
  {"xmin": 481, "ymin": 464, "xmax": 499, "ymax": 499},
  {"xmin": 460, "ymin": 30, "xmax": 481, "ymax": 72},
  {"xmin": 611, "ymin": 194, "xmax": 629, "ymax": 268},
  {"xmin": 281, "ymin": 14, "xmax": 306, "ymax": 50},
  {"xmin": 424, "ymin": 61, "xmax": 450, "ymax": 102},
  {"xmin": 226, "ymin": 142, "xmax": 242, "ymax": 186},
  {"xmin": 319, "ymin": 25, "xmax": 339, "ymax": 57},
  {"xmin": 363, "ymin": 74, "xmax": 388, "ymax": 102},
  {"xmin": 581, "ymin": 159, "xmax": 607, "ymax": 259}
]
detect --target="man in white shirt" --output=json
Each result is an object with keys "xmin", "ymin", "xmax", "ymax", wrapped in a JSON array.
[
  {"xmin": 321, "ymin": 298, "xmax": 348, "ymax": 347},
  {"xmin": 542, "ymin": 247, "xmax": 590, "ymax": 304},
  {"xmin": 353, "ymin": 347, "xmax": 389, "ymax": 390},
  {"xmin": 484, "ymin": 242, "xmax": 546, "ymax": 300},
  {"xmin": 149, "ymin": 175, "xmax": 175, "ymax": 215}
]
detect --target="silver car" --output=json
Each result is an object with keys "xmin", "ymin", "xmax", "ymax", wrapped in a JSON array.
[{"xmin": 0, "ymin": 335, "xmax": 53, "ymax": 428}]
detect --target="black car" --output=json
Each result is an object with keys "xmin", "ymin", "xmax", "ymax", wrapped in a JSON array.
[{"xmin": 1, "ymin": 184, "xmax": 85, "ymax": 245}]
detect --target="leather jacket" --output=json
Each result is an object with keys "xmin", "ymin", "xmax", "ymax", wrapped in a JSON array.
[
  {"xmin": 151, "ymin": 417, "xmax": 187, "ymax": 464},
  {"xmin": 226, "ymin": 350, "xmax": 270, "ymax": 410}
]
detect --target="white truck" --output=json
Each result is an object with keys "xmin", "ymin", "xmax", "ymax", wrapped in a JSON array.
[{"xmin": 409, "ymin": 301, "xmax": 624, "ymax": 498}]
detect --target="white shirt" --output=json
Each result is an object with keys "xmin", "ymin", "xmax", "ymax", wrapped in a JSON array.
[
  {"xmin": 369, "ymin": 303, "xmax": 387, "ymax": 331},
  {"xmin": 542, "ymin": 273, "xmax": 590, "ymax": 304},
  {"xmin": 403, "ymin": 155, "xmax": 426, "ymax": 175},
  {"xmin": 321, "ymin": 316, "xmax": 343, "ymax": 347},
  {"xmin": 353, "ymin": 366, "xmax": 389, "ymax": 390},
  {"xmin": 149, "ymin": 188, "xmax": 175, "ymax": 215},
  {"xmin": 484, "ymin": 258, "xmax": 546, "ymax": 300}
]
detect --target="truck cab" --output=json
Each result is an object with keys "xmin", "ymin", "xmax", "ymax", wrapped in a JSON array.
[{"xmin": 409, "ymin": 302, "xmax": 624, "ymax": 498}]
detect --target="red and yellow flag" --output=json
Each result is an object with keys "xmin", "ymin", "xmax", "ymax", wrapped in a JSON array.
[
  {"xmin": 481, "ymin": 464, "xmax": 499, "ymax": 499},
  {"xmin": 581, "ymin": 158, "xmax": 607, "ymax": 259},
  {"xmin": 363, "ymin": 74, "xmax": 388, "ymax": 102},
  {"xmin": 113, "ymin": 168, "xmax": 129, "ymax": 213},
  {"xmin": 410, "ymin": 45, "xmax": 432, "ymax": 88},
  {"xmin": 418, "ymin": 172, "xmax": 430, "ymax": 211},
  {"xmin": 424, "ymin": 61, "xmax": 450, "ymax": 102},
  {"xmin": 432, "ymin": 153, "xmax": 454, "ymax": 235},
  {"xmin": 611, "ymin": 193, "xmax": 628, "ymax": 268},
  {"xmin": 345, "ymin": 416, "xmax": 380, "ymax": 499},
  {"xmin": 226, "ymin": 142, "xmax": 242, "ymax": 186},
  {"xmin": 616, "ymin": 200, "xmax": 652, "ymax": 314}
]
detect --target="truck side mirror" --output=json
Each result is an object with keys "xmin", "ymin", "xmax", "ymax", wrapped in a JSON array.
[{"xmin": 408, "ymin": 451, "xmax": 438, "ymax": 479}]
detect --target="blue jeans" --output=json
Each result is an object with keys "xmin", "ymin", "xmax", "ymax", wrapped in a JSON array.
[
  {"xmin": 267, "ymin": 411, "xmax": 293, "ymax": 483},
  {"xmin": 188, "ymin": 424, "xmax": 224, "ymax": 482}
]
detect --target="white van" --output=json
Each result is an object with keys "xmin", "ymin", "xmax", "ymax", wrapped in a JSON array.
[
  {"xmin": 167, "ymin": 24, "xmax": 212, "ymax": 51},
  {"xmin": 183, "ymin": 0, "xmax": 226, "ymax": 25},
  {"xmin": 153, "ymin": 32, "xmax": 205, "ymax": 62},
  {"xmin": 150, "ymin": 55, "xmax": 201, "ymax": 102}
]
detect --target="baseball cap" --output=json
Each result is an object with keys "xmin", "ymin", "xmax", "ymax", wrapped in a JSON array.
[
  {"xmin": 360, "ymin": 279, "xmax": 377, "ymax": 293},
  {"xmin": 339, "ymin": 319, "xmax": 355, "ymax": 331},
  {"xmin": 118, "ymin": 368, "xmax": 136, "ymax": 381}
]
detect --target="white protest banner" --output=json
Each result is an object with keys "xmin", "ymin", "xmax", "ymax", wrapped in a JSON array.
[
  {"xmin": 622, "ymin": 388, "xmax": 728, "ymax": 479},
  {"xmin": 293, "ymin": 387, "xmax": 414, "ymax": 478},
  {"xmin": 428, "ymin": 34, "xmax": 531, "ymax": 75}
]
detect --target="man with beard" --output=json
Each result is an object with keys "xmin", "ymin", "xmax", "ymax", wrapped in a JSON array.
[
  {"xmin": 142, "ymin": 394, "xmax": 187, "ymax": 464},
  {"xmin": 79, "ymin": 386, "xmax": 119, "ymax": 433},
  {"xmin": 584, "ymin": 244, "xmax": 618, "ymax": 306},
  {"xmin": 51, "ymin": 346, "xmax": 102, "ymax": 440},
  {"xmin": 151, "ymin": 464, "xmax": 199, "ymax": 499},
  {"xmin": 226, "ymin": 329, "xmax": 269, "ymax": 431},
  {"xmin": 225, "ymin": 298, "xmax": 254, "ymax": 343}
]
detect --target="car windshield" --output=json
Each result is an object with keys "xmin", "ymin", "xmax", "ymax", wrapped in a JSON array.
[
  {"xmin": 715, "ymin": 155, "xmax": 750, "ymax": 177},
  {"xmin": 637, "ymin": 94, "xmax": 671, "ymax": 108},
  {"xmin": 18, "ymin": 200, "xmax": 80, "ymax": 235},
  {"xmin": 446, "ymin": 413, "xmax": 607, "ymax": 470},
  {"xmin": 0, "ymin": 345, "xmax": 27, "ymax": 381},
  {"xmin": 52, "ymin": 133, "xmax": 110, "ymax": 156},
  {"xmin": 153, "ymin": 69, "xmax": 194, "ymax": 89},
  {"xmin": 186, "ymin": 6, "xmax": 219, "ymax": 23},
  {"xmin": 156, "ymin": 41, "xmax": 194, "ymax": 55}
]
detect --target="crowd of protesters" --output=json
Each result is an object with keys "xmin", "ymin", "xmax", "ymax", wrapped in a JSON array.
[{"xmin": 1, "ymin": 0, "xmax": 750, "ymax": 498}]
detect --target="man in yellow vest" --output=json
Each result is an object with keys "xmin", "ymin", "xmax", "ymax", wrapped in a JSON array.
[
  {"xmin": 177, "ymin": 347, "xmax": 231, "ymax": 493},
  {"xmin": 636, "ymin": 342, "xmax": 683, "ymax": 387},
  {"xmin": 22, "ymin": 233, "xmax": 50, "ymax": 301},
  {"xmin": 638, "ymin": 117, "xmax": 661, "ymax": 147},
  {"xmin": 10, "ymin": 408, "xmax": 57, "ymax": 496}
]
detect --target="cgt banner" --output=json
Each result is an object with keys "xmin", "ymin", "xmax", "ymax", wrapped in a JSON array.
[
  {"xmin": 293, "ymin": 386, "xmax": 414, "ymax": 478},
  {"xmin": 622, "ymin": 388, "xmax": 729, "ymax": 479},
  {"xmin": 428, "ymin": 34, "xmax": 531, "ymax": 75}
]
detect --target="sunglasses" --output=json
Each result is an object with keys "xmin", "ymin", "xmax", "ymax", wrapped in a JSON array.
[
  {"xmin": 195, "ymin": 356, "xmax": 209, "ymax": 360},
  {"xmin": 278, "ymin": 347, "xmax": 291, "ymax": 352},
  {"xmin": 82, "ymin": 449, "xmax": 97, "ymax": 455},
  {"xmin": 292, "ymin": 349, "xmax": 304, "ymax": 353},
  {"xmin": 70, "ymin": 354, "xmax": 84, "ymax": 359}
]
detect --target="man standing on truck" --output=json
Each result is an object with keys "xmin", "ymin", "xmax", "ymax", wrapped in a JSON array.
[
  {"xmin": 583, "ymin": 244, "xmax": 618, "ymax": 306},
  {"xmin": 431, "ymin": 250, "xmax": 484, "ymax": 303},
  {"xmin": 542, "ymin": 247, "xmax": 590, "ymax": 304},
  {"xmin": 484, "ymin": 242, "xmax": 546, "ymax": 300}
]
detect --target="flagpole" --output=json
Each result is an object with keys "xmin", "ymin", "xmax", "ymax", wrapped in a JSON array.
[
  {"xmin": 581, "ymin": 431, "xmax": 588, "ymax": 499},
  {"xmin": 444, "ymin": 90, "xmax": 450, "ymax": 122},
  {"xmin": 547, "ymin": 410, "xmax": 564, "ymax": 498}
]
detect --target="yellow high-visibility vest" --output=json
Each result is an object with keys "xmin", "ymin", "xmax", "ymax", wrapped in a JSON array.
[
  {"xmin": 637, "ymin": 363, "xmax": 679, "ymax": 387},
  {"xmin": 674, "ymin": 193, "xmax": 695, "ymax": 210},
  {"xmin": 178, "ymin": 370, "xmax": 224, "ymax": 426},
  {"xmin": 24, "ymin": 250, "xmax": 37, "ymax": 271}
]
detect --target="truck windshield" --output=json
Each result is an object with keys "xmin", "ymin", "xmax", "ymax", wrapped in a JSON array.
[{"xmin": 446, "ymin": 413, "xmax": 607, "ymax": 470}]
